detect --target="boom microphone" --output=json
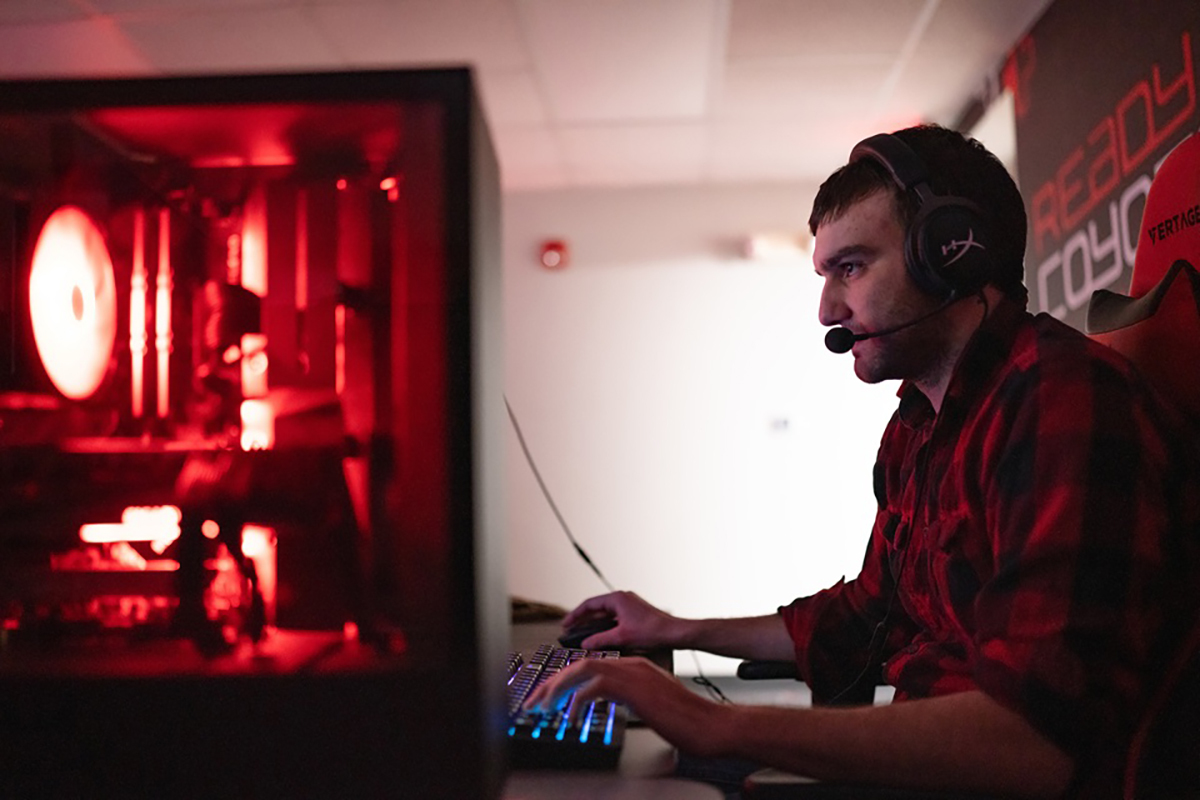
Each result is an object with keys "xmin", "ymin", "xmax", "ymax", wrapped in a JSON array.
[{"xmin": 824, "ymin": 293, "xmax": 961, "ymax": 354}]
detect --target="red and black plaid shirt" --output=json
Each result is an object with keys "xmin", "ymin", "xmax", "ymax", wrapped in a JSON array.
[{"xmin": 779, "ymin": 298, "xmax": 1200, "ymax": 792}]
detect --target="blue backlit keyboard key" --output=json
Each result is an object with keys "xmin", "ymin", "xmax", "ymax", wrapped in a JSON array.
[{"xmin": 505, "ymin": 644, "xmax": 627, "ymax": 770}]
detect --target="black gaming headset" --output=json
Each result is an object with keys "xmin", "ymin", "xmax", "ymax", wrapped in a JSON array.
[{"xmin": 849, "ymin": 133, "xmax": 995, "ymax": 299}]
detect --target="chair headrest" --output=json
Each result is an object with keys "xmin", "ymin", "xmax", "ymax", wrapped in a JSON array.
[{"xmin": 1086, "ymin": 130, "xmax": 1200, "ymax": 423}]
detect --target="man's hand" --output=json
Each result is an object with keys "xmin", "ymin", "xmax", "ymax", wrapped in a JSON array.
[
  {"xmin": 561, "ymin": 591, "xmax": 685, "ymax": 650},
  {"xmin": 522, "ymin": 656, "xmax": 731, "ymax": 758},
  {"xmin": 562, "ymin": 591, "xmax": 797, "ymax": 661}
]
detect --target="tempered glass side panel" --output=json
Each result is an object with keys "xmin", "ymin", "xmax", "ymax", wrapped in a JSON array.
[{"xmin": 0, "ymin": 69, "xmax": 504, "ymax": 799}]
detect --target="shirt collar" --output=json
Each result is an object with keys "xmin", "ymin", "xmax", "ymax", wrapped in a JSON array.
[{"xmin": 896, "ymin": 296, "xmax": 1028, "ymax": 430}]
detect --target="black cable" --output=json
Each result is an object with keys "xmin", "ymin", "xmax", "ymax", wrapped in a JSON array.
[
  {"xmin": 505, "ymin": 397, "xmax": 733, "ymax": 702},
  {"xmin": 504, "ymin": 397, "xmax": 615, "ymax": 592},
  {"xmin": 825, "ymin": 579, "xmax": 899, "ymax": 705},
  {"xmin": 689, "ymin": 651, "xmax": 733, "ymax": 704}
]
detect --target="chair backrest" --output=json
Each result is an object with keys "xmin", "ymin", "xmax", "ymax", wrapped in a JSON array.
[
  {"xmin": 1085, "ymin": 128, "xmax": 1200, "ymax": 799},
  {"xmin": 1087, "ymin": 133, "xmax": 1200, "ymax": 424}
]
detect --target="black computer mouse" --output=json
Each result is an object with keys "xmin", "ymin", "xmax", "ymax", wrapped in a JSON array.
[{"xmin": 557, "ymin": 615, "xmax": 618, "ymax": 649}]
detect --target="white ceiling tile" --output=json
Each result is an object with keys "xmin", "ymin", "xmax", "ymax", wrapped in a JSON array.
[
  {"xmin": 519, "ymin": 0, "xmax": 723, "ymax": 123},
  {"xmin": 89, "ymin": 0, "xmax": 285, "ymax": 12},
  {"xmin": 310, "ymin": 0, "xmax": 529, "ymax": 70},
  {"xmin": 883, "ymin": 49, "xmax": 991, "ymax": 125},
  {"xmin": 715, "ymin": 57, "xmax": 892, "ymax": 120},
  {"xmin": 706, "ymin": 118, "xmax": 880, "ymax": 183},
  {"xmin": 878, "ymin": 0, "xmax": 1055, "ymax": 124},
  {"xmin": 0, "ymin": 0, "xmax": 1050, "ymax": 189},
  {"xmin": 117, "ymin": 7, "xmax": 341, "ymax": 72},
  {"xmin": 727, "ymin": 0, "xmax": 927, "ymax": 60},
  {"xmin": 476, "ymin": 69, "xmax": 549, "ymax": 126},
  {"xmin": 559, "ymin": 123, "xmax": 706, "ymax": 186},
  {"xmin": 0, "ymin": 0, "xmax": 88, "ymax": 24},
  {"xmin": 925, "ymin": 0, "xmax": 1055, "ymax": 57},
  {"xmin": 492, "ymin": 126, "xmax": 569, "ymax": 190},
  {"xmin": 0, "ymin": 19, "xmax": 152, "ymax": 77}
]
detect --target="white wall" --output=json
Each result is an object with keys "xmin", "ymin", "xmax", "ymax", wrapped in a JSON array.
[{"xmin": 503, "ymin": 183, "xmax": 899, "ymax": 674}]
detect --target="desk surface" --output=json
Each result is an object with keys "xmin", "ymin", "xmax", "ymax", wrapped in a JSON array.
[
  {"xmin": 505, "ymin": 769, "xmax": 723, "ymax": 800},
  {"xmin": 505, "ymin": 620, "xmax": 721, "ymax": 800}
]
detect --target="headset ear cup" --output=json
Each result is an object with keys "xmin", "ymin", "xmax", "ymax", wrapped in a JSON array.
[
  {"xmin": 910, "ymin": 198, "xmax": 993, "ymax": 298},
  {"xmin": 849, "ymin": 132, "xmax": 996, "ymax": 298},
  {"xmin": 904, "ymin": 209, "xmax": 950, "ymax": 297}
]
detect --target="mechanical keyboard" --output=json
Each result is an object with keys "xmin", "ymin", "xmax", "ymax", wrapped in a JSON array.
[{"xmin": 505, "ymin": 643, "xmax": 628, "ymax": 770}]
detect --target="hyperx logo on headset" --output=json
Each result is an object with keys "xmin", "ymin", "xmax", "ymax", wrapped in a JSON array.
[{"xmin": 940, "ymin": 229, "xmax": 986, "ymax": 267}]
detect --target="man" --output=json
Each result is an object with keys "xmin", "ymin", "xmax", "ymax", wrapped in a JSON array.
[{"xmin": 524, "ymin": 125, "xmax": 1200, "ymax": 799}]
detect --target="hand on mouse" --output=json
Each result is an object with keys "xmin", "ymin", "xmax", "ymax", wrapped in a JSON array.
[
  {"xmin": 561, "ymin": 590, "xmax": 685, "ymax": 650},
  {"xmin": 558, "ymin": 616, "xmax": 618, "ymax": 649}
]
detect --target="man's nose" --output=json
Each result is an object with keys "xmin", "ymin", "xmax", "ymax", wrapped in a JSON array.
[{"xmin": 818, "ymin": 283, "xmax": 846, "ymax": 328}]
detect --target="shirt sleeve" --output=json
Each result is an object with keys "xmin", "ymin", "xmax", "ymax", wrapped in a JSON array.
[{"xmin": 970, "ymin": 343, "xmax": 1198, "ymax": 773}]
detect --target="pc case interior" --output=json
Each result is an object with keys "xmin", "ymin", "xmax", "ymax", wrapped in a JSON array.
[{"xmin": 0, "ymin": 68, "xmax": 506, "ymax": 798}]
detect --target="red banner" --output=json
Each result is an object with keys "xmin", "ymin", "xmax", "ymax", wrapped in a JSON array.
[{"xmin": 1013, "ymin": 0, "xmax": 1200, "ymax": 329}]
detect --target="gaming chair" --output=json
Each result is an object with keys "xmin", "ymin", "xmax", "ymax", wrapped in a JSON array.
[{"xmin": 1086, "ymin": 130, "xmax": 1200, "ymax": 800}]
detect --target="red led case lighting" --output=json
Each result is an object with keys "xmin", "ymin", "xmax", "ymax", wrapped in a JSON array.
[
  {"xmin": 79, "ymin": 505, "xmax": 182, "ymax": 554},
  {"xmin": 130, "ymin": 209, "xmax": 148, "ymax": 418},
  {"xmin": 155, "ymin": 208, "xmax": 173, "ymax": 419},
  {"xmin": 28, "ymin": 206, "xmax": 118, "ymax": 400}
]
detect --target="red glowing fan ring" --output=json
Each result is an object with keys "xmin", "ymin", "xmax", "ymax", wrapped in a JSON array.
[{"xmin": 28, "ymin": 206, "xmax": 118, "ymax": 400}]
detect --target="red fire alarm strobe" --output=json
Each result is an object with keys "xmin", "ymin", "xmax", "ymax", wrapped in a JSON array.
[{"xmin": 539, "ymin": 239, "xmax": 569, "ymax": 270}]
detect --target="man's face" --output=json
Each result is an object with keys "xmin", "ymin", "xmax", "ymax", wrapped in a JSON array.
[{"xmin": 813, "ymin": 189, "xmax": 948, "ymax": 385}]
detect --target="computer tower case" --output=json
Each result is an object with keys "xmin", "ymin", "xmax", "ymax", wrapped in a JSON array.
[{"xmin": 0, "ymin": 68, "xmax": 507, "ymax": 798}]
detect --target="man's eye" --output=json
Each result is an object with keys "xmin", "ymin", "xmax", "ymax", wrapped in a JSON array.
[{"xmin": 840, "ymin": 262, "xmax": 863, "ymax": 277}]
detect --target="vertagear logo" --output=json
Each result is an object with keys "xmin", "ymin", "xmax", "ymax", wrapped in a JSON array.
[
  {"xmin": 941, "ymin": 229, "xmax": 985, "ymax": 266},
  {"xmin": 1145, "ymin": 202, "xmax": 1200, "ymax": 245}
]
